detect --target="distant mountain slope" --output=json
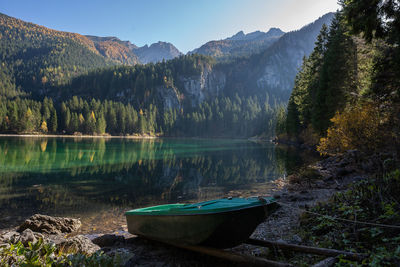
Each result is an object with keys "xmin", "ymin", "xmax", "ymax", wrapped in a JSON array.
[
  {"xmin": 133, "ymin": 41, "xmax": 183, "ymax": 64},
  {"xmin": 190, "ymin": 28, "xmax": 285, "ymax": 59},
  {"xmin": 220, "ymin": 12, "xmax": 335, "ymax": 100},
  {"xmin": 87, "ymin": 36, "xmax": 182, "ymax": 64},
  {"xmin": 85, "ymin": 35, "xmax": 140, "ymax": 65},
  {"xmin": 254, "ymin": 12, "xmax": 335, "ymax": 95},
  {"xmin": 0, "ymin": 12, "xmax": 184, "ymax": 97}
]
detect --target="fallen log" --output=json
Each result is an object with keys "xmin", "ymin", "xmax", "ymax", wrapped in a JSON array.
[{"xmin": 245, "ymin": 238, "xmax": 366, "ymax": 261}]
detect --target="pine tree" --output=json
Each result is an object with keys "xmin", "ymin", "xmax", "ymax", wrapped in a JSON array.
[
  {"xmin": 71, "ymin": 113, "xmax": 79, "ymax": 133},
  {"xmin": 285, "ymin": 98, "xmax": 300, "ymax": 135},
  {"xmin": 139, "ymin": 114, "xmax": 146, "ymax": 134},
  {"xmin": 312, "ymin": 13, "xmax": 356, "ymax": 134},
  {"xmin": 24, "ymin": 108, "xmax": 34, "ymax": 132},
  {"xmin": 283, "ymin": 24, "xmax": 329, "ymax": 137},
  {"xmin": 50, "ymin": 109, "xmax": 58, "ymax": 133},
  {"xmin": 60, "ymin": 103, "xmax": 69, "ymax": 132},
  {"xmin": 340, "ymin": 0, "xmax": 400, "ymax": 45},
  {"xmin": 85, "ymin": 111, "xmax": 96, "ymax": 134},
  {"xmin": 107, "ymin": 108, "xmax": 117, "ymax": 134},
  {"xmin": 96, "ymin": 114, "xmax": 107, "ymax": 134}
]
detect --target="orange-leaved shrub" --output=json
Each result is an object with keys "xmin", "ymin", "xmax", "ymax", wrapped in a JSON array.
[{"xmin": 317, "ymin": 103, "xmax": 387, "ymax": 155}]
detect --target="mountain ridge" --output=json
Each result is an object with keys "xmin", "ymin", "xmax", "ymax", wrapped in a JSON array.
[
  {"xmin": 189, "ymin": 27, "xmax": 285, "ymax": 59},
  {"xmin": 85, "ymin": 35, "xmax": 183, "ymax": 64},
  {"xmin": 0, "ymin": 11, "xmax": 334, "ymax": 103},
  {"xmin": 227, "ymin": 27, "xmax": 284, "ymax": 41}
]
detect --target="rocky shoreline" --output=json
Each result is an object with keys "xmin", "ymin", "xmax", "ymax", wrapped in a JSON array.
[
  {"xmin": 0, "ymin": 150, "xmax": 372, "ymax": 266},
  {"xmin": 233, "ymin": 150, "xmax": 371, "ymax": 257},
  {"xmin": 0, "ymin": 214, "xmax": 235, "ymax": 266}
]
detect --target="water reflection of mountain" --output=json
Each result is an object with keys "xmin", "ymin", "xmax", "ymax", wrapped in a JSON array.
[{"xmin": 0, "ymin": 137, "xmax": 315, "ymax": 230}]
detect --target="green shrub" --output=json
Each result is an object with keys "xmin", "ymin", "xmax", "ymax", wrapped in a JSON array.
[
  {"xmin": 300, "ymin": 170, "xmax": 400, "ymax": 266},
  {"xmin": 0, "ymin": 238, "xmax": 127, "ymax": 267}
]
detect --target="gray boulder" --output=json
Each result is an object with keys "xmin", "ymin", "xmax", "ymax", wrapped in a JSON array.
[
  {"xmin": 19, "ymin": 229, "xmax": 37, "ymax": 246},
  {"xmin": 18, "ymin": 214, "xmax": 81, "ymax": 235},
  {"xmin": 0, "ymin": 231, "xmax": 20, "ymax": 244},
  {"xmin": 57, "ymin": 235, "xmax": 100, "ymax": 255}
]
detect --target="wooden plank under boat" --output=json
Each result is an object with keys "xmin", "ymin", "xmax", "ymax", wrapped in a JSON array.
[{"xmin": 125, "ymin": 197, "xmax": 278, "ymax": 248}]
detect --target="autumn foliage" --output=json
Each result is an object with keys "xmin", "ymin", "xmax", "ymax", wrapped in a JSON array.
[{"xmin": 317, "ymin": 103, "xmax": 386, "ymax": 155}]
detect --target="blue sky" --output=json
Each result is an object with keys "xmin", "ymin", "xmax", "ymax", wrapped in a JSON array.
[{"xmin": 0, "ymin": 0, "xmax": 340, "ymax": 53}]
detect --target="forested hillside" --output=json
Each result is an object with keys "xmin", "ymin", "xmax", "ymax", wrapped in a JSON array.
[
  {"xmin": 0, "ymin": 13, "xmax": 180, "ymax": 99},
  {"xmin": 0, "ymin": 13, "xmax": 120, "ymax": 97},
  {"xmin": 64, "ymin": 54, "xmax": 214, "ymax": 108},
  {"xmin": 85, "ymin": 35, "xmax": 140, "ymax": 65}
]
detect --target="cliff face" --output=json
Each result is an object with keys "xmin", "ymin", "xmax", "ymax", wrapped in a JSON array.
[
  {"xmin": 254, "ymin": 13, "xmax": 335, "ymax": 94},
  {"xmin": 180, "ymin": 66, "xmax": 226, "ymax": 107},
  {"xmin": 256, "ymin": 44, "xmax": 307, "ymax": 92},
  {"xmin": 156, "ymin": 64, "xmax": 226, "ymax": 110},
  {"xmin": 157, "ymin": 85, "xmax": 181, "ymax": 110}
]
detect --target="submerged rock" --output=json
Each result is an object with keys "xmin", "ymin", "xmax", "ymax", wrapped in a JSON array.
[{"xmin": 18, "ymin": 214, "xmax": 81, "ymax": 235}]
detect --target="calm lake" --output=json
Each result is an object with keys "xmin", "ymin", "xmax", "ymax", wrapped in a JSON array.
[{"xmin": 0, "ymin": 137, "xmax": 314, "ymax": 234}]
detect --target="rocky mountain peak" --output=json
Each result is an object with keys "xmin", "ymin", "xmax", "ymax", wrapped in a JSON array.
[
  {"xmin": 134, "ymin": 41, "xmax": 182, "ymax": 64},
  {"xmin": 265, "ymin": 27, "xmax": 284, "ymax": 37},
  {"xmin": 227, "ymin": 31, "xmax": 246, "ymax": 40}
]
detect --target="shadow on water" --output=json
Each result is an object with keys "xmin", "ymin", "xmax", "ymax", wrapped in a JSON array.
[
  {"xmin": 0, "ymin": 137, "xmax": 317, "ymax": 233},
  {"xmin": 275, "ymin": 144, "xmax": 321, "ymax": 176}
]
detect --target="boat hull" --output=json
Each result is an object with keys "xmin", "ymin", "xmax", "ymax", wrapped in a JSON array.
[{"xmin": 126, "ymin": 204, "xmax": 277, "ymax": 248}]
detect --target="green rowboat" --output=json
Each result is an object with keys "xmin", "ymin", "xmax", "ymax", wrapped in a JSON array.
[{"xmin": 125, "ymin": 197, "xmax": 278, "ymax": 248}]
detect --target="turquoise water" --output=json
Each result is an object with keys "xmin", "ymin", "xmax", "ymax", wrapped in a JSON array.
[{"xmin": 0, "ymin": 137, "xmax": 309, "ymax": 233}]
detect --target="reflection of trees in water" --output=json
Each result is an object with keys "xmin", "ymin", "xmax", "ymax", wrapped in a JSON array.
[
  {"xmin": 0, "ymin": 138, "xmax": 283, "ymax": 183},
  {"xmin": 0, "ymin": 138, "xmax": 290, "ymax": 227},
  {"xmin": 274, "ymin": 144, "xmax": 320, "ymax": 175}
]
